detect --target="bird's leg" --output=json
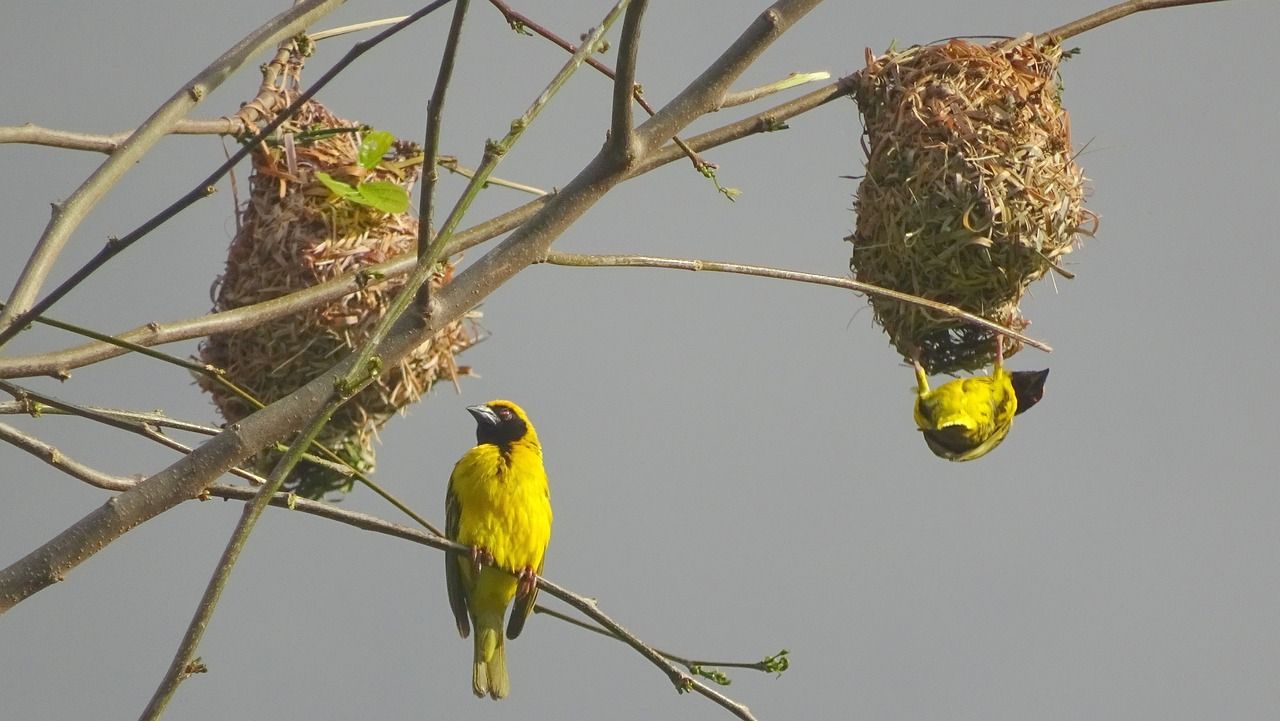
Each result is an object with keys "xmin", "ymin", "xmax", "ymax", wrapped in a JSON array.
[
  {"xmin": 994, "ymin": 334, "xmax": 1005, "ymax": 374},
  {"xmin": 911, "ymin": 346, "xmax": 930, "ymax": 394},
  {"xmin": 515, "ymin": 566, "xmax": 538, "ymax": 600},
  {"xmin": 470, "ymin": 546, "xmax": 495, "ymax": 575}
]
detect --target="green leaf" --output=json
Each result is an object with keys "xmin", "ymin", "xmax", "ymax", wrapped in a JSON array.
[
  {"xmin": 355, "ymin": 181, "xmax": 410, "ymax": 214},
  {"xmin": 689, "ymin": 665, "xmax": 732, "ymax": 686},
  {"xmin": 761, "ymin": 649, "xmax": 790, "ymax": 676},
  {"xmin": 315, "ymin": 171, "xmax": 360, "ymax": 200},
  {"xmin": 358, "ymin": 129, "xmax": 397, "ymax": 170}
]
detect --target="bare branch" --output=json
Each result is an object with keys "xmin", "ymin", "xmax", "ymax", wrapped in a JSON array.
[
  {"xmin": 719, "ymin": 71, "xmax": 830, "ymax": 109},
  {"xmin": 0, "ymin": 421, "xmax": 143, "ymax": 492},
  {"xmin": 486, "ymin": 0, "xmax": 712, "ymax": 172},
  {"xmin": 1039, "ymin": 0, "xmax": 1230, "ymax": 43},
  {"xmin": 0, "ymin": 380, "xmax": 266, "ymax": 486},
  {"xmin": 532, "ymin": 604, "xmax": 785, "ymax": 683},
  {"xmin": 436, "ymin": 156, "xmax": 549, "ymax": 195},
  {"xmin": 0, "ymin": 119, "xmax": 250, "ymax": 154},
  {"xmin": 419, "ymin": 0, "xmax": 471, "ymax": 258},
  {"xmin": 309, "ymin": 16, "xmax": 409, "ymax": 41},
  {"xmin": 537, "ymin": 576, "xmax": 757, "ymax": 721},
  {"xmin": 541, "ymin": 252, "xmax": 1052, "ymax": 353},
  {"xmin": 636, "ymin": 0, "xmax": 822, "ymax": 150},
  {"xmin": 0, "ymin": 0, "xmax": 346, "ymax": 339},
  {"xmin": 608, "ymin": 1, "xmax": 648, "ymax": 160}
]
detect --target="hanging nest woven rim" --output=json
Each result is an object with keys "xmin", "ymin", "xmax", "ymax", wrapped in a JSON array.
[
  {"xmin": 848, "ymin": 36, "xmax": 1094, "ymax": 374},
  {"xmin": 198, "ymin": 99, "xmax": 481, "ymax": 499}
]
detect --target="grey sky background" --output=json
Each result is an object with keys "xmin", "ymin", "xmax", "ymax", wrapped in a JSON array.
[{"xmin": 2, "ymin": 1, "xmax": 1278, "ymax": 720}]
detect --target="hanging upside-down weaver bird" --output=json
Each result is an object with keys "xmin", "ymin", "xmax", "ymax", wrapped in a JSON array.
[
  {"xmin": 445, "ymin": 400, "xmax": 553, "ymax": 699},
  {"xmin": 912, "ymin": 336, "xmax": 1049, "ymax": 461}
]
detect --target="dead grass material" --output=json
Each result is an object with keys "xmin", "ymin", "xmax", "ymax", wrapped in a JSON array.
[
  {"xmin": 198, "ymin": 100, "xmax": 480, "ymax": 499},
  {"xmin": 848, "ymin": 37, "xmax": 1092, "ymax": 374}
]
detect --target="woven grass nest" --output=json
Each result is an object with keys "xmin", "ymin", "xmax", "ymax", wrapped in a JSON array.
[
  {"xmin": 198, "ymin": 100, "xmax": 480, "ymax": 499},
  {"xmin": 848, "ymin": 37, "xmax": 1093, "ymax": 374}
]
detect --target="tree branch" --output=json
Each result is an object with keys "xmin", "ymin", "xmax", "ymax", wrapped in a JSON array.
[
  {"xmin": 718, "ymin": 71, "xmax": 830, "ymax": 110},
  {"xmin": 1039, "ymin": 0, "xmax": 1230, "ymax": 43},
  {"xmin": 636, "ymin": 0, "xmax": 821, "ymax": 151},
  {"xmin": 537, "ymin": 575, "xmax": 758, "ymax": 721},
  {"xmin": 541, "ymin": 251, "xmax": 1052, "ymax": 353},
  {"xmin": 608, "ymin": 1, "xmax": 648, "ymax": 160},
  {"xmin": 0, "ymin": 119, "xmax": 250, "ymax": 154},
  {"xmin": 419, "ymin": 0, "xmax": 471, "ymax": 257},
  {"xmin": 0, "ymin": 380, "xmax": 266, "ymax": 487}
]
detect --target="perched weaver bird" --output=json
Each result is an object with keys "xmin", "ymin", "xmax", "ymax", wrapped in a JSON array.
[
  {"xmin": 912, "ymin": 336, "xmax": 1049, "ymax": 461},
  {"xmin": 445, "ymin": 400, "xmax": 553, "ymax": 699}
]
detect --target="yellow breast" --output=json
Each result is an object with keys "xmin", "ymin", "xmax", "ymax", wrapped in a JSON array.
[{"xmin": 449, "ymin": 442, "xmax": 553, "ymax": 575}]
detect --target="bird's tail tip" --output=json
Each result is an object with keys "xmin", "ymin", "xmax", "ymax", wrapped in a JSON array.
[{"xmin": 472, "ymin": 627, "xmax": 510, "ymax": 700}]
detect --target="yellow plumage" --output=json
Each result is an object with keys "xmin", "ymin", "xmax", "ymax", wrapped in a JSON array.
[
  {"xmin": 912, "ymin": 337, "xmax": 1048, "ymax": 462},
  {"xmin": 445, "ymin": 400, "xmax": 553, "ymax": 700}
]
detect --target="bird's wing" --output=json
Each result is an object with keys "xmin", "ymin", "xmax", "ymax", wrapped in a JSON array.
[
  {"xmin": 506, "ymin": 553, "xmax": 542, "ymax": 641},
  {"xmin": 445, "ymin": 481, "xmax": 470, "ymax": 638},
  {"xmin": 507, "ymin": 479, "xmax": 550, "ymax": 640}
]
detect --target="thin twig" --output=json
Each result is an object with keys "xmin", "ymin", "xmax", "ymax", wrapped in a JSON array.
[
  {"xmin": 309, "ymin": 16, "xmax": 410, "ymax": 41},
  {"xmin": 541, "ymin": 251, "xmax": 1051, "ymax": 352},
  {"xmin": 139, "ymin": 388, "xmax": 351, "ymax": 719},
  {"xmin": 435, "ymin": 156, "xmax": 549, "ymax": 195},
  {"xmin": 536, "ymin": 576, "xmax": 757, "ymax": 721},
  {"xmin": 0, "ymin": 402, "xmax": 218, "ymax": 436},
  {"xmin": 719, "ymin": 71, "xmax": 830, "ymax": 109},
  {"xmin": 486, "ymin": 0, "xmax": 711, "ymax": 173},
  {"xmin": 0, "ymin": 0, "xmax": 346, "ymax": 340},
  {"xmin": 0, "ymin": 0, "xmax": 455, "ymax": 350},
  {"xmin": 0, "ymin": 396, "xmax": 439, "ymax": 536},
  {"xmin": 0, "ymin": 380, "xmax": 264, "ymax": 486},
  {"xmin": 1039, "ymin": 0, "xmax": 1230, "ymax": 42},
  {"xmin": 532, "ymin": 604, "xmax": 784, "ymax": 680},
  {"xmin": 0, "ymin": 119, "xmax": 250, "ymax": 154},
  {"xmin": 419, "ymin": 0, "xmax": 471, "ymax": 259}
]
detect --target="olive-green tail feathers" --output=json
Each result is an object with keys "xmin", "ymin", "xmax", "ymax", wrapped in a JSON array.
[{"xmin": 472, "ymin": 621, "xmax": 509, "ymax": 700}]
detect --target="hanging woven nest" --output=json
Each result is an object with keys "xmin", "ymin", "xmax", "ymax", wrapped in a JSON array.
[
  {"xmin": 848, "ymin": 37, "xmax": 1093, "ymax": 374},
  {"xmin": 198, "ymin": 99, "xmax": 481, "ymax": 499}
]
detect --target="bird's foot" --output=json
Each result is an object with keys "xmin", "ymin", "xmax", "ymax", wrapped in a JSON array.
[
  {"xmin": 515, "ymin": 566, "xmax": 538, "ymax": 599},
  {"xmin": 470, "ymin": 546, "xmax": 495, "ymax": 575},
  {"xmin": 910, "ymin": 344, "xmax": 929, "ymax": 393}
]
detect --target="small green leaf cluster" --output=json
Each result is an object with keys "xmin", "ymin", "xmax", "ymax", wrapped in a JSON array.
[{"xmin": 315, "ymin": 129, "xmax": 410, "ymax": 214}]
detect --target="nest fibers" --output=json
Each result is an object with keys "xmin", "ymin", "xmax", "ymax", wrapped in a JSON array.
[
  {"xmin": 848, "ymin": 37, "xmax": 1092, "ymax": 374},
  {"xmin": 199, "ymin": 100, "xmax": 480, "ymax": 499}
]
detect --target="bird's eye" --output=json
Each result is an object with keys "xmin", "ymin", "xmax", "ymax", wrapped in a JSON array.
[{"xmin": 497, "ymin": 407, "xmax": 513, "ymax": 420}]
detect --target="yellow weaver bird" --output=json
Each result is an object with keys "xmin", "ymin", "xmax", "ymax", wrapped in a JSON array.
[
  {"xmin": 445, "ymin": 400, "xmax": 553, "ymax": 699},
  {"xmin": 912, "ymin": 336, "xmax": 1049, "ymax": 461}
]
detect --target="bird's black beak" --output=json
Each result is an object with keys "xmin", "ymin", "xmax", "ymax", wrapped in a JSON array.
[
  {"xmin": 1011, "ymin": 369, "xmax": 1050, "ymax": 415},
  {"xmin": 467, "ymin": 404, "xmax": 500, "ymax": 427}
]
